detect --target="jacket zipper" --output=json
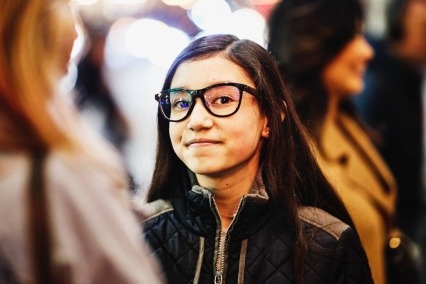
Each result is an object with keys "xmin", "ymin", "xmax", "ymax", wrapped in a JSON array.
[
  {"xmin": 212, "ymin": 197, "xmax": 246, "ymax": 284},
  {"xmin": 214, "ymin": 229, "xmax": 226, "ymax": 284}
]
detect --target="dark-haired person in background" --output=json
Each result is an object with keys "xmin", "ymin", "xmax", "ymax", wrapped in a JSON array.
[
  {"xmin": 267, "ymin": 0, "xmax": 412, "ymax": 283},
  {"xmin": 75, "ymin": 19, "xmax": 130, "ymax": 155},
  {"xmin": 353, "ymin": 1, "xmax": 426, "ymax": 269}
]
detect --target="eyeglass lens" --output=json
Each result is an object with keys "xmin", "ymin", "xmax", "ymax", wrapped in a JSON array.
[{"xmin": 159, "ymin": 85, "xmax": 242, "ymax": 121}]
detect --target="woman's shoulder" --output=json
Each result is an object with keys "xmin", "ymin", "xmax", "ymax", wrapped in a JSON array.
[
  {"xmin": 298, "ymin": 206, "xmax": 350, "ymax": 241},
  {"xmin": 47, "ymin": 149, "xmax": 127, "ymax": 192},
  {"xmin": 30, "ymin": 148, "xmax": 131, "ymax": 216},
  {"xmin": 0, "ymin": 148, "xmax": 129, "ymax": 207},
  {"xmin": 0, "ymin": 151, "xmax": 29, "ymax": 183}
]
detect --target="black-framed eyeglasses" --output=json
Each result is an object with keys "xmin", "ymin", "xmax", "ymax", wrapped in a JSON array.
[{"xmin": 154, "ymin": 82, "xmax": 258, "ymax": 122}]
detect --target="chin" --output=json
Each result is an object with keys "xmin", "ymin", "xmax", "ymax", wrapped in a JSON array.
[
  {"xmin": 188, "ymin": 165, "xmax": 219, "ymax": 176},
  {"xmin": 347, "ymin": 80, "xmax": 363, "ymax": 95}
]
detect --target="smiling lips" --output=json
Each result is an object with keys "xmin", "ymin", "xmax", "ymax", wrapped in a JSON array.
[{"xmin": 185, "ymin": 138, "xmax": 220, "ymax": 147}]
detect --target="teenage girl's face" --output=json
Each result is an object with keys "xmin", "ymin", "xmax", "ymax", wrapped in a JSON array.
[
  {"xmin": 322, "ymin": 33, "xmax": 374, "ymax": 99},
  {"xmin": 169, "ymin": 55, "xmax": 269, "ymax": 183}
]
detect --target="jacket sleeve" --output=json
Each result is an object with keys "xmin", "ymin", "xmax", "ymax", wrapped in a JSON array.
[{"xmin": 330, "ymin": 227, "xmax": 374, "ymax": 284}]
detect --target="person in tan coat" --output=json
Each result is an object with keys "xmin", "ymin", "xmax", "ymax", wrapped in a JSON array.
[
  {"xmin": 316, "ymin": 113, "xmax": 397, "ymax": 284},
  {"xmin": 267, "ymin": 0, "xmax": 403, "ymax": 283}
]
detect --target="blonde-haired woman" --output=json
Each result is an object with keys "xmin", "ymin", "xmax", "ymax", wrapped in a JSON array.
[{"xmin": 0, "ymin": 0, "xmax": 162, "ymax": 283}]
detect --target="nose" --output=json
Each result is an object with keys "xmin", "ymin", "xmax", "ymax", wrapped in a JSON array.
[
  {"xmin": 186, "ymin": 97, "xmax": 214, "ymax": 131},
  {"xmin": 359, "ymin": 35, "xmax": 374, "ymax": 62}
]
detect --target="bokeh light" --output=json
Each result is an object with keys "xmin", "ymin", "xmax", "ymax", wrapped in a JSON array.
[
  {"xmin": 75, "ymin": 0, "xmax": 99, "ymax": 5},
  {"xmin": 125, "ymin": 18, "xmax": 190, "ymax": 66},
  {"xmin": 228, "ymin": 8, "xmax": 266, "ymax": 45},
  {"xmin": 189, "ymin": 0, "xmax": 232, "ymax": 31}
]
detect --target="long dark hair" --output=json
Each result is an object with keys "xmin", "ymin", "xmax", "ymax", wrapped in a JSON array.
[
  {"xmin": 385, "ymin": 0, "xmax": 409, "ymax": 44},
  {"xmin": 147, "ymin": 34, "xmax": 354, "ymax": 283},
  {"xmin": 267, "ymin": 0, "xmax": 364, "ymax": 140}
]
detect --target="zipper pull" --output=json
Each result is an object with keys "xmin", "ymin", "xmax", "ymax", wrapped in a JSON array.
[{"xmin": 214, "ymin": 271, "xmax": 223, "ymax": 284}]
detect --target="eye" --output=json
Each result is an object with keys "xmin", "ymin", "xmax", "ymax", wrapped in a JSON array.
[
  {"xmin": 169, "ymin": 90, "xmax": 192, "ymax": 111},
  {"xmin": 214, "ymin": 95, "xmax": 234, "ymax": 105},
  {"xmin": 206, "ymin": 86, "xmax": 240, "ymax": 107},
  {"xmin": 172, "ymin": 99, "xmax": 191, "ymax": 110}
]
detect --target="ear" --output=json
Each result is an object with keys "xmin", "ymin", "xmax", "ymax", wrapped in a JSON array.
[
  {"xmin": 261, "ymin": 101, "xmax": 287, "ymax": 138},
  {"xmin": 261, "ymin": 117, "xmax": 270, "ymax": 138}
]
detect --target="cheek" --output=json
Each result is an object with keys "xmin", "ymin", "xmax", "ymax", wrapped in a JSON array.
[
  {"xmin": 323, "ymin": 62, "xmax": 339, "ymax": 88},
  {"xmin": 169, "ymin": 124, "xmax": 184, "ymax": 151},
  {"xmin": 229, "ymin": 119, "xmax": 264, "ymax": 155},
  {"xmin": 233, "ymin": 138, "xmax": 259, "ymax": 157},
  {"xmin": 323, "ymin": 59, "xmax": 363, "ymax": 95},
  {"xmin": 338, "ymin": 73, "xmax": 363, "ymax": 96}
]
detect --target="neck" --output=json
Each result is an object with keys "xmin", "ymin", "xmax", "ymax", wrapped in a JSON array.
[
  {"xmin": 215, "ymin": 193, "xmax": 241, "ymax": 229},
  {"xmin": 197, "ymin": 167, "xmax": 257, "ymax": 219},
  {"xmin": 214, "ymin": 190, "xmax": 243, "ymax": 218},
  {"xmin": 326, "ymin": 92, "xmax": 340, "ymax": 122}
]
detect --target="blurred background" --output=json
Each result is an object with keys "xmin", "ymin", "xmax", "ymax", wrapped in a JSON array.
[{"xmin": 65, "ymin": 0, "xmax": 392, "ymax": 193}]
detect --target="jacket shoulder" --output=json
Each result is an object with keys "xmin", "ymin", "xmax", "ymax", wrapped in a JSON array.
[
  {"xmin": 133, "ymin": 199, "xmax": 174, "ymax": 222},
  {"xmin": 298, "ymin": 206, "xmax": 350, "ymax": 240}
]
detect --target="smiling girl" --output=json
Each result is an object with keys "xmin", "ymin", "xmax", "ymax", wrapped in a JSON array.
[{"xmin": 136, "ymin": 34, "xmax": 373, "ymax": 284}]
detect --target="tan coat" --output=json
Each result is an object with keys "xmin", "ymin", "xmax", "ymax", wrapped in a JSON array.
[{"xmin": 315, "ymin": 113, "xmax": 397, "ymax": 284}]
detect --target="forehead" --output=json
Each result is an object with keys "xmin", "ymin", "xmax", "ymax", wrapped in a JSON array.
[{"xmin": 171, "ymin": 55, "xmax": 253, "ymax": 90}]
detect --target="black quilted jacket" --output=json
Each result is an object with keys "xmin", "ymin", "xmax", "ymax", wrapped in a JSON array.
[{"xmin": 141, "ymin": 181, "xmax": 373, "ymax": 284}]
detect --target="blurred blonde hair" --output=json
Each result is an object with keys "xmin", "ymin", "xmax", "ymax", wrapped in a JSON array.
[
  {"xmin": 0, "ymin": 0, "xmax": 79, "ymax": 151},
  {"xmin": 0, "ymin": 0, "xmax": 127, "ymax": 183}
]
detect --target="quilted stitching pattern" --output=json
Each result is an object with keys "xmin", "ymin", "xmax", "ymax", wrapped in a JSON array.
[
  {"xmin": 145, "ymin": 214, "xmax": 199, "ymax": 283},
  {"xmin": 144, "ymin": 208, "xmax": 373, "ymax": 284},
  {"xmin": 141, "ymin": 184, "xmax": 373, "ymax": 284}
]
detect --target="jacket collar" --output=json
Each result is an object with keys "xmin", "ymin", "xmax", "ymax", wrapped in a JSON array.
[
  {"xmin": 172, "ymin": 171, "xmax": 271, "ymax": 239},
  {"xmin": 319, "ymin": 113, "xmax": 397, "ymax": 215}
]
